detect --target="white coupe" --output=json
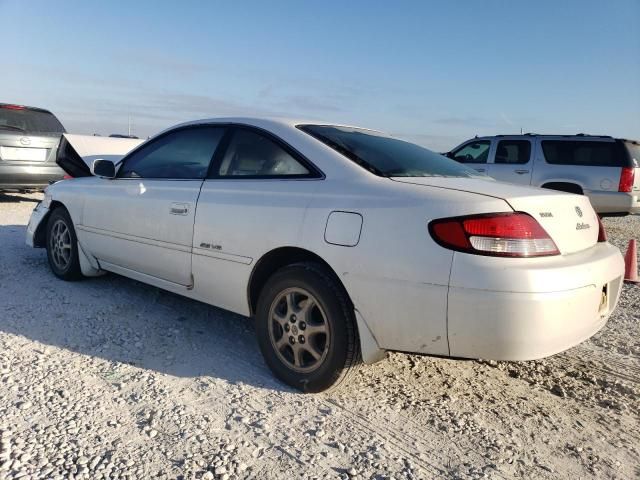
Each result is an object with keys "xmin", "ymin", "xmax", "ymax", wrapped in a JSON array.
[{"xmin": 26, "ymin": 118, "xmax": 625, "ymax": 392}]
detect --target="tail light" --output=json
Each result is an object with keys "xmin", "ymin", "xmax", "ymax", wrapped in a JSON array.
[
  {"xmin": 429, "ymin": 212, "xmax": 560, "ymax": 257},
  {"xmin": 618, "ymin": 167, "xmax": 635, "ymax": 193},
  {"xmin": 62, "ymin": 174, "xmax": 74, "ymax": 180},
  {"xmin": 0, "ymin": 104, "xmax": 25, "ymax": 110},
  {"xmin": 597, "ymin": 215, "xmax": 607, "ymax": 242}
]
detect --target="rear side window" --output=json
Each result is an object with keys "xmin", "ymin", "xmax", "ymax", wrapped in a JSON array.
[
  {"xmin": 451, "ymin": 140, "xmax": 491, "ymax": 164},
  {"xmin": 541, "ymin": 140, "xmax": 627, "ymax": 167},
  {"xmin": 0, "ymin": 106, "xmax": 65, "ymax": 134},
  {"xmin": 119, "ymin": 126, "xmax": 225, "ymax": 179},
  {"xmin": 300, "ymin": 124, "xmax": 482, "ymax": 178},
  {"xmin": 494, "ymin": 140, "xmax": 531, "ymax": 164},
  {"xmin": 213, "ymin": 128, "xmax": 312, "ymax": 178}
]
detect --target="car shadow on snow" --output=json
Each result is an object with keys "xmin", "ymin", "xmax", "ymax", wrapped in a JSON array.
[
  {"xmin": 0, "ymin": 192, "xmax": 42, "ymax": 203},
  {"xmin": 0, "ymin": 224, "xmax": 290, "ymax": 393}
]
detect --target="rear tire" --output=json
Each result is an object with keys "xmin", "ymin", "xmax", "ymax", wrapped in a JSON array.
[
  {"xmin": 255, "ymin": 263, "xmax": 361, "ymax": 393},
  {"xmin": 46, "ymin": 207, "xmax": 83, "ymax": 281}
]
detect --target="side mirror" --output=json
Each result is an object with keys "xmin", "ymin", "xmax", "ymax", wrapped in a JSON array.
[{"xmin": 91, "ymin": 159, "xmax": 116, "ymax": 178}]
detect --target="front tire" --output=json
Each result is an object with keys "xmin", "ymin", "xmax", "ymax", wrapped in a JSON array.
[
  {"xmin": 255, "ymin": 263, "xmax": 361, "ymax": 393},
  {"xmin": 46, "ymin": 207, "xmax": 82, "ymax": 281}
]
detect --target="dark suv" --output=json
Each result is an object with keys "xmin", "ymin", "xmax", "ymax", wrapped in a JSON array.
[{"xmin": 0, "ymin": 103, "xmax": 66, "ymax": 192}]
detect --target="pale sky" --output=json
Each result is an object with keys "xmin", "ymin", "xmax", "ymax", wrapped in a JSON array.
[{"xmin": 2, "ymin": 0, "xmax": 639, "ymax": 151}]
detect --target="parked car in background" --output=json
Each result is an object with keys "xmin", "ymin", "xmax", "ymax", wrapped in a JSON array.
[
  {"xmin": 109, "ymin": 134, "xmax": 139, "ymax": 139},
  {"xmin": 26, "ymin": 118, "xmax": 624, "ymax": 392},
  {"xmin": 0, "ymin": 103, "xmax": 66, "ymax": 192},
  {"xmin": 447, "ymin": 134, "xmax": 640, "ymax": 216}
]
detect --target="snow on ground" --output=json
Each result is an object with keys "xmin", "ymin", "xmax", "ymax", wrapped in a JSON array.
[{"xmin": 0, "ymin": 192, "xmax": 638, "ymax": 480}]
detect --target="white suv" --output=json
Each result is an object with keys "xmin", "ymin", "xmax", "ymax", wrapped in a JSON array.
[{"xmin": 447, "ymin": 134, "xmax": 640, "ymax": 216}]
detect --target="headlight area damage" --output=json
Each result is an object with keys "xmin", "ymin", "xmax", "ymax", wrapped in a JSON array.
[
  {"xmin": 56, "ymin": 134, "xmax": 144, "ymax": 178},
  {"xmin": 26, "ymin": 134, "xmax": 144, "ymax": 249}
]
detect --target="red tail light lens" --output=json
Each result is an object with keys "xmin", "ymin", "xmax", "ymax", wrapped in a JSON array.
[
  {"xmin": 429, "ymin": 212, "xmax": 560, "ymax": 257},
  {"xmin": 619, "ymin": 167, "xmax": 635, "ymax": 193},
  {"xmin": 62, "ymin": 174, "xmax": 74, "ymax": 180},
  {"xmin": 1, "ymin": 104, "xmax": 25, "ymax": 110},
  {"xmin": 597, "ymin": 215, "xmax": 607, "ymax": 242}
]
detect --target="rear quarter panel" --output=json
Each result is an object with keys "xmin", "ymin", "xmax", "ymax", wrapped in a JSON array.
[{"xmin": 300, "ymin": 177, "xmax": 512, "ymax": 355}]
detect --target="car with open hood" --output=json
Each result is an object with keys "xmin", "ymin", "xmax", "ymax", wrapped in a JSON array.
[{"xmin": 26, "ymin": 117, "xmax": 625, "ymax": 392}]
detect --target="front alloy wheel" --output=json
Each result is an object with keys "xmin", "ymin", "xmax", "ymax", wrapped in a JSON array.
[
  {"xmin": 46, "ymin": 207, "xmax": 82, "ymax": 280},
  {"xmin": 49, "ymin": 219, "xmax": 72, "ymax": 272}
]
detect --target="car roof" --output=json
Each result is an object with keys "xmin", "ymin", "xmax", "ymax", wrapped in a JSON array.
[
  {"xmin": 469, "ymin": 133, "xmax": 618, "ymax": 141},
  {"xmin": 0, "ymin": 102, "xmax": 54, "ymax": 114},
  {"xmin": 165, "ymin": 116, "xmax": 385, "ymax": 135}
]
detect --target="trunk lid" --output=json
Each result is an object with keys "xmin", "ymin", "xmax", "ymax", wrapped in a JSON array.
[
  {"xmin": 0, "ymin": 132, "xmax": 61, "ymax": 165},
  {"xmin": 56, "ymin": 134, "xmax": 145, "ymax": 177},
  {"xmin": 391, "ymin": 177, "xmax": 599, "ymax": 255}
]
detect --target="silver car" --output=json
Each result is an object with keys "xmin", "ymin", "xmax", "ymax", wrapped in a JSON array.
[
  {"xmin": 0, "ymin": 103, "xmax": 66, "ymax": 192},
  {"xmin": 447, "ymin": 134, "xmax": 640, "ymax": 215}
]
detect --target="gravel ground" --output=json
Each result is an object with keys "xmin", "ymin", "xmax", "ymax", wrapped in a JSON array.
[{"xmin": 0, "ymin": 192, "xmax": 638, "ymax": 480}]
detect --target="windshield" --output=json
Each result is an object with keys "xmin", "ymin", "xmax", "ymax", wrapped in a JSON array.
[
  {"xmin": 299, "ymin": 124, "xmax": 482, "ymax": 178},
  {"xmin": 0, "ymin": 106, "xmax": 66, "ymax": 134}
]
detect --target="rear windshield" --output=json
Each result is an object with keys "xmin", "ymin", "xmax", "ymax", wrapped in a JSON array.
[
  {"xmin": 622, "ymin": 141, "xmax": 640, "ymax": 167},
  {"xmin": 299, "ymin": 124, "xmax": 482, "ymax": 178},
  {"xmin": 0, "ymin": 106, "xmax": 66, "ymax": 134},
  {"xmin": 541, "ymin": 140, "xmax": 629, "ymax": 167}
]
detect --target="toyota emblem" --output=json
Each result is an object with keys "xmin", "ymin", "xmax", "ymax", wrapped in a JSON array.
[{"xmin": 575, "ymin": 206, "xmax": 583, "ymax": 217}]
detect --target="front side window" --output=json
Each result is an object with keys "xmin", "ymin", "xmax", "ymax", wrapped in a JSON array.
[
  {"xmin": 119, "ymin": 126, "xmax": 225, "ymax": 179},
  {"xmin": 213, "ymin": 128, "xmax": 311, "ymax": 178},
  {"xmin": 451, "ymin": 140, "xmax": 491, "ymax": 164},
  {"xmin": 300, "ymin": 124, "xmax": 482, "ymax": 178},
  {"xmin": 542, "ymin": 140, "xmax": 626, "ymax": 167},
  {"xmin": 494, "ymin": 140, "xmax": 531, "ymax": 164}
]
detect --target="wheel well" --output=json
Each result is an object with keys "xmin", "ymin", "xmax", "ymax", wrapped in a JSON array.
[
  {"xmin": 541, "ymin": 182, "xmax": 583, "ymax": 195},
  {"xmin": 248, "ymin": 247, "xmax": 349, "ymax": 316},
  {"xmin": 33, "ymin": 200, "xmax": 65, "ymax": 247}
]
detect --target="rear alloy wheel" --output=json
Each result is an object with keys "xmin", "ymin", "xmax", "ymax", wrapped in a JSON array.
[
  {"xmin": 268, "ymin": 287, "xmax": 330, "ymax": 373},
  {"xmin": 256, "ymin": 263, "xmax": 361, "ymax": 393},
  {"xmin": 46, "ymin": 207, "xmax": 82, "ymax": 280}
]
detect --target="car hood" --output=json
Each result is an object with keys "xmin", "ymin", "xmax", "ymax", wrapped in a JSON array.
[
  {"xmin": 56, "ymin": 134, "xmax": 145, "ymax": 177},
  {"xmin": 391, "ymin": 176, "xmax": 600, "ymax": 255}
]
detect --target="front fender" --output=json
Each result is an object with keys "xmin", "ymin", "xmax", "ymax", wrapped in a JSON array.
[{"xmin": 26, "ymin": 197, "xmax": 104, "ymax": 277}]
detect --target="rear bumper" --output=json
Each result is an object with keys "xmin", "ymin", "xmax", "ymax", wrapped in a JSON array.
[
  {"xmin": 587, "ymin": 190, "xmax": 640, "ymax": 215},
  {"xmin": 447, "ymin": 242, "xmax": 625, "ymax": 360},
  {"xmin": 0, "ymin": 163, "xmax": 64, "ymax": 190}
]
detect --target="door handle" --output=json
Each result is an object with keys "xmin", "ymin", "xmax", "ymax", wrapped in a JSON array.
[
  {"xmin": 170, "ymin": 203, "xmax": 190, "ymax": 215},
  {"xmin": 475, "ymin": 168, "xmax": 486, "ymax": 173},
  {"xmin": 514, "ymin": 169, "xmax": 530, "ymax": 174}
]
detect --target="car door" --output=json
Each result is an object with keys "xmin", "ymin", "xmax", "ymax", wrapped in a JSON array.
[
  {"xmin": 449, "ymin": 139, "xmax": 492, "ymax": 175},
  {"xmin": 191, "ymin": 126, "xmax": 323, "ymax": 314},
  {"xmin": 486, "ymin": 138, "xmax": 534, "ymax": 185},
  {"xmin": 80, "ymin": 126, "xmax": 225, "ymax": 286}
]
